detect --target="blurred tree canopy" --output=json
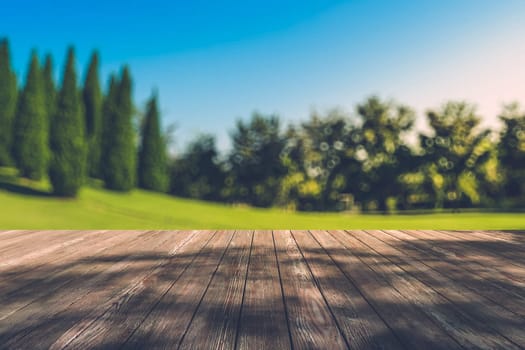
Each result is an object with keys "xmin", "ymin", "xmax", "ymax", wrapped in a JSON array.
[
  {"xmin": 0, "ymin": 39, "xmax": 18, "ymax": 166},
  {"xmin": 170, "ymin": 134, "xmax": 225, "ymax": 201},
  {"xmin": 227, "ymin": 113, "xmax": 287, "ymax": 207},
  {"xmin": 1, "ymin": 37, "xmax": 524, "ymax": 209},
  {"xmin": 418, "ymin": 102, "xmax": 492, "ymax": 209},
  {"xmin": 498, "ymin": 103, "xmax": 525, "ymax": 207},
  {"xmin": 12, "ymin": 51, "xmax": 48, "ymax": 180},
  {"xmin": 49, "ymin": 47, "xmax": 86, "ymax": 197}
]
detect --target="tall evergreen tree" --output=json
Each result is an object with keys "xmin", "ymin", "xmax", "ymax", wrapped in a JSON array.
[
  {"xmin": 12, "ymin": 50, "xmax": 48, "ymax": 179},
  {"xmin": 102, "ymin": 66, "xmax": 136, "ymax": 191},
  {"xmin": 41, "ymin": 54, "xmax": 56, "ymax": 125},
  {"xmin": 49, "ymin": 47, "xmax": 86, "ymax": 196},
  {"xmin": 0, "ymin": 38, "xmax": 18, "ymax": 166},
  {"xmin": 138, "ymin": 93, "xmax": 168, "ymax": 192},
  {"xmin": 83, "ymin": 51, "xmax": 103, "ymax": 178}
]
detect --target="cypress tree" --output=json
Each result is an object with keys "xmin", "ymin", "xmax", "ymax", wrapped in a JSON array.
[
  {"xmin": 138, "ymin": 93, "xmax": 168, "ymax": 192},
  {"xmin": 102, "ymin": 66, "xmax": 135, "ymax": 191},
  {"xmin": 101, "ymin": 74, "xmax": 117, "ymax": 169},
  {"xmin": 0, "ymin": 38, "xmax": 18, "ymax": 166},
  {"xmin": 83, "ymin": 51, "xmax": 102, "ymax": 178},
  {"xmin": 49, "ymin": 47, "xmax": 86, "ymax": 196},
  {"xmin": 12, "ymin": 50, "xmax": 48, "ymax": 179},
  {"xmin": 42, "ymin": 54, "xmax": 56, "ymax": 125}
]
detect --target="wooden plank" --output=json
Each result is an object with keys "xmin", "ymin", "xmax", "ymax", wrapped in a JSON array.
[
  {"xmin": 436, "ymin": 229, "xmax": 525, "ymax": 244},
  {"xmin": 435, "ymin": 230, "xmax": 525, "ymax": 265},
  {"xmin": 0, "ymin": 230, "xmax": 31, "ymax": 243},
  {"xmin": 43, "ymin": 230, "xmax": 209, "ymax": 350},
  {"xmin": 0, "ymin": 230, "xmax": 66, "ymax": 248},
  {"xmin": 399, "ymin": 230, "xmax": 525, "ymax": 291},
  {"xmin": 483, "ymin": 230, "xmax": 525, "ymax": 242},
  {"xmin": 2, "ymin": 230, "xmax": 188, "ymax": 348},
  {"xmin": 0, "ymin": 230, "xmax": 142, "ymax": 321},
  {"xmin": 178, "ymin": 230, "xmax": 253, "ymax": 350},
  {"xmin": 0, "ymin": 230, "xmax": 90, "ymax": 262},
  {"xmin": 337, "ymin": 230, "xmax": 520, "ymax": 349},
  {"xmin": 0, "ymin": 230, "xmax": 116, "ymax": 294},
  {"xmin": 312, "ymin": 230, "xmax": 461, "ymax": 349},
  {"xmin": 236, "ymin": 230, "xmax": 292, "ymax": 350},
  {"xmin": 120, "ymin": 230, "xmax": 234, "ymax": 350},
  {"xmin": 292, "ymin": 230, "xmax": 404, "ymax": 350},
  {"xmin": 236, "ymin": 230, "xmax": 291, "ymax": 349},
  {"xmin": 274, "ymin": 230, "xmax": 348, "ymax": 349},
  {"xmin": 415, "ymin": 230, "xmax": 525, "ymax": 273},
  {"xmin": 353, "ymin": 230, "xmax": 525, "ymax": 347},
  {"xmin": 382, "ymin": 229, "xmax": 525, "ymax": 317}
]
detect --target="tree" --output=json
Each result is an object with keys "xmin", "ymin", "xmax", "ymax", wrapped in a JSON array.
[
  {"xmin": 83, "ymin": 51, "xmax": 103, "ymax": 178},
  {"xmin": 12, "ymin": 50, "xmax": 48, "ymax": 180},
  {"xmin": 42, "ymin": 54, "xmax": 56, "ymax": 125},
  {"xmin": 138, "ymin": 93, "xmax": 168, "ymax": 192},
  {"xmin": 170, "ymin": 134, "xmax": 225, "ymax": 200},
  {"xmin": 101, "ymin": 67, "xmax": 136, "ymax": 191},
  {"xmin": 420, "ymin": 101, "xmax": 491, "ymax": 209},
  {"xmin": 354, "ymin": 96, "xmax": 415, "ymax": 212},
  {"xmin": 228, "ymin": 113, "xmax": 287, "ymax": 207},
  {"xmin": 0, "ymin": 38, "xmax": 18, "ymax": 166},
  {"xmin": 49, "ymin": 47, "xmax": 86, "ymax": 196},
  {"xmin": 498, "ymin": 103, "xmax": 525, "ymax": 206},
  {"xmin": 280, "ymin": 110, "xmax": 361, "ymax": 211}
]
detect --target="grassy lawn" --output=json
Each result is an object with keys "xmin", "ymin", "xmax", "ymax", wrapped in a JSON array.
[{"xmin": 0, "ymin": 185, "xmax": 523, "ymax": 229}]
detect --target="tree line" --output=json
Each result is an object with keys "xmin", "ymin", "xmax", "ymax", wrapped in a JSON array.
[
  {"xmin": 171, "ymin": 101, "xmax": 524, "ymax": 211},
  {"xmin": 0, "ymin": 39, "xmax": 167, "ymax": 197},
  {"xmin": 1, "ymin": 38, "xmax": 524, "ymax": 211}
]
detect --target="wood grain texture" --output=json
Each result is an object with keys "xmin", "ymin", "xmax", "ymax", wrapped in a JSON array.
[
  {"xmin": 179, "ymin": 230, "xmax": 253, "ymax": 350},
  {"xmin": 385, "ymin": 229, "xmax": 525, "ymax": 312},
  {"xmin": 237, "ymin": 231, "xmax": 291, "ymax": 350},
  {"xmin": 315, "ymin": 230, "xmax": 462, "ymax": 350},
  {"xmin": 274, "ymin": 230, "xmax": 348, "ymax": 349},
  {"xmin": 292, "ymin": 230, "xmax": 404, "ymax": 350},
  {"xmin": 236, "ymin": 230, "xmax": 292, "ymax": 350},
  {"xmin": 406, "ymin": 230, "xmax": 525, "ymax": 280},
  {"xmin": 121, "ymin": 230, "xmax": 234, "ymax": 350},
  {"xmin": 339, "ymin": 230, "xmax": 520, "ymax": 349},
  {"xmin": 354, "ymin": 230, "xmax": 525, "ymax": 347},
  {"xmin": 1, "ymin": 230, "xmax": 525, "ymax": 350},
  {"xmin": 2, "ymin": 230, "xmax": 174, "ymax": 348},
  {"xmin": 49, "ymin": 230, "xmax": 208, "ymax": 350}
]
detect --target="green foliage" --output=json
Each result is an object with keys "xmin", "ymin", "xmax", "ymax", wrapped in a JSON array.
[
  {"xmin": 2, "ymin": 37, "xmax": 525, "ymax": 210},
  {"xmin": 170, "ymin": 134, "xmax": 225, "ymax": 200},
  {"xmin": 138, "ymin": 94, "xmax": 168, "ymax": 192},
  {"xmin": 354, "ymin": 97, "xmax": 415, "ymax": 211},
  {"xmin": 498, "ymin": 103, "xmax": 525, "ymax": 206},
  {"xmin": 419, "ymin": 102, "xmax": 491, "ymax": 209},
  {"xmin": 0, "ymin": 39, "xmax": 18, "ymax": 166},
  {"xmin": 49, "ymin": 47, "xmax": 87, "ymax": 197},
  {"xmin": 279, "ymin": 110, "xmax": 361, "ymax": 211},
  {"xmin": 42, "ymin": 54, "xmax": 56, "ymax": 124},
  {"xmin": 228, "ymin": 113, "xmax": 287, "ymax": 207},
  {"xmin": 12, "ymin": 51, "xmax": 48, "ymax": 180},
  {"xmin": 83, "ymin": 51, "xmax": 103, "ymax": 178},
  {"xmin": 101, "ymin": 67, "xmax": 136, "ymax": 191}
]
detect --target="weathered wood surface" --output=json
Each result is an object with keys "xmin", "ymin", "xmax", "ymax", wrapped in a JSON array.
[{"xmin": 0, "ymin": 230, "xmax": 524, "ymax": 349}]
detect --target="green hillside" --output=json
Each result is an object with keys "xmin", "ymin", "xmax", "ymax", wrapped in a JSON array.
[{"xmin": 0, "ymin": 182, "xmax": 523, "ymax": 229}]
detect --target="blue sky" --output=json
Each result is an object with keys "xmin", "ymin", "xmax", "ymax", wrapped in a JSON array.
[{"xmin": 2, "ymin": 0, "xmax": 525, "ymax": 151}]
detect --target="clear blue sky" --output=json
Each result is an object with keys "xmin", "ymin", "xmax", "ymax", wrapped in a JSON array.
[{"xmin": 2, "ymin": 0, "xmax": 525, "ymax": 151}]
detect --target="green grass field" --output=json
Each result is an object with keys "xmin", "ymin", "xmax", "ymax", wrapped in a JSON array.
[{"xmin": 0, "ymin": 184, "xmax": 524, "ymax": 229}]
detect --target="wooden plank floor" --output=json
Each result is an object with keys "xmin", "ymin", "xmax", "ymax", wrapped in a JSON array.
[{"xmin": 1, "ymin": 230, "xmax": 524, "ymax": 349}]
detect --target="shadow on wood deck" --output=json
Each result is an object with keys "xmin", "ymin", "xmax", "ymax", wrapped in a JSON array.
[{"xmin": 0, "ymin": 229, "xmax": 524, "ymax": 349}]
